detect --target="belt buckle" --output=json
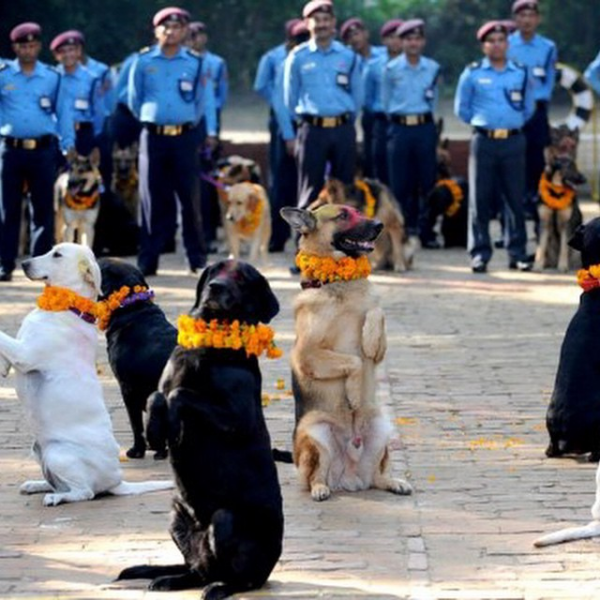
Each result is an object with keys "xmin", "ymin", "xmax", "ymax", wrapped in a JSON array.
[
  {"xmin": 162, "ymin": 125, "xmax": 180, "ymax": 136},
  {"xmin": 405, "ymin": 115, "xmax": 419, "ymax": 126},
  {"xmin": 493, "ymin": 129, "xmax": 509, "ymax": 139},
  {"xmin": 22, "ymin": 139, "xmax": 37, "ymax": 150},
  {"xmin": 322, "ymin": 117, "xmax": 337, "ymax": 128}
]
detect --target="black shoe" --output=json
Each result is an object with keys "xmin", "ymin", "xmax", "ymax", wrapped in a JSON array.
[
  {"xmin": 494, "ymin": 239, "xmax": 505, "ymax": 249},
  {"xmin": 269, "ymin": 243, "xmax": 286, "ymax": 253},
  {"xmin": 289, "ymin": 265, "xmax": 301, "ymax": 275},
  {"xmin": 509, "ymin": 260, "xmax": 533, "ymax": 272},
  {"xmin": 471, "ymin": 256, "xmax": 487, "ymax": 273},
  {"xmin": 421, "ymin": 238, "xmax": 442, "ymax": 250},
  {"xmin": 0, "ymin": 268, "xmax": 13, "ymax": 282}
]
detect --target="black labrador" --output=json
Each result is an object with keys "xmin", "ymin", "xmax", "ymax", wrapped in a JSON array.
[
  {"xmin": 545, "ymin": 217, "xmax": 600, "ymax": 461},
  {"xmin": 117, "ymin": 259, "xmax": 284, "ymax": 599},
  {"xmin": 98, "ymin": 258, "xmax": 177, "ymax": 459}
]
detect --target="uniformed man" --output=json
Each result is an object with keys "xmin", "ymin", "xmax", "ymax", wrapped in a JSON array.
[
  {"xmin": 0, "ymin": 23, "xmax": 73, "ymax": 282},
  {"xmin": 508, "ymin": 0, "xmax": 557, "ymax": 217},
  {"xmin": 383, "ymin": 19, "xmax": 440, "ymax": 247},
  {"xmin": 111, "ymin": 51, "xmax": 143, "ymax": 149},
  {"xmin": 340, "ymin": 17, "xmax": 385, "ymax": 177},
  {"xmin": 584, "ymin": 49, "xmax": 600, "ymax": 95},
  {"xmin": 455, "ymin": 21, "xmax": 535, "ymax": 273},
  {"xmin": 284, "ymin": 0, "xmax": 363, "ymax": 209},
  {"xmin": 128, "ymin": 7, "xmax": 213, "ymax": 276},
  {"xmin": 51, "ymin": 30, "xmax": 102, "ymax": 156},
  {"xmin": 363, "ymin": 18, "xmax": 404, "ymax": 185}
]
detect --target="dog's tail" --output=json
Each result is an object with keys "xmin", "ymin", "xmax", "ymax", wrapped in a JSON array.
[
  {"xmin": 109, "ymin": 480, "xmax": 174, "ymax": 496},
  {"xmin": 533, "ymin": 520, "xmax": 600, "ymax": 547},
  {"xmin": 272, "ymin": 448, "xmax": 293, "ymax": 463}
]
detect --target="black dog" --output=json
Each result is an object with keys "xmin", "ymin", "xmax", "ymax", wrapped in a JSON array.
[
  {"xmin": 426, "ymin": 176, "xmax": 468, "ymax": 248},
  {"xmin": 98, "ymin": 258, "xmax": 177, "ymax": 459},
  {"xmin": 117, "ymin": 259, "xmax": 284, "ymax": 599},
  {"xmin": 545, "ymin": 217, "xmax": 600, "ymax": 461}
]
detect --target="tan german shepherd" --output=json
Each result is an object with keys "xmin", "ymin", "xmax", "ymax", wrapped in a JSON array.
[{"xmin": 280, "ymin": 204, "xmax": 413, "ymax": 502}]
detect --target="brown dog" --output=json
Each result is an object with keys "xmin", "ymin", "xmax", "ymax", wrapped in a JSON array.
[
  {"xmin": 309, "ymin": 178, "xmax": 414, "ymax": 272},
  {"xmin": 111, "ymin": 143, "xmax": 139, "ymax": 219},
  {"xmin": 224, "ymin": 182, "xmax": 271, "ymax": 264},
  {"xmin": 534, "ymin": 125, "xmax": 585, "ymax": 272},
  {"xmin": 280, "ymin": 204, "xmax": 413, "ymax": 502}
]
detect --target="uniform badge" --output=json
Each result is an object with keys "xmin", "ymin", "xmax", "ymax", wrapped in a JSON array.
[
  {"xmin": 533, "ymin": 67, "xmax": 546, "ymax": 78},
  {"xmin": 75, "ymin": 98, "xmax": 89, "ymax": 110},
  {"xmin": 179, "ymin": 80, "xmax": 193, "ymax": 93},
  {"xmin": 510, "ymin": 90, "xmax": 523, "ymax": 102},
  {"xmin": 336, "ymin": 73, "xmax": 349, "ymax": 87},
  {"xmin": 39, "ymin": 96, "xmax": 52, "ymax": 109}
]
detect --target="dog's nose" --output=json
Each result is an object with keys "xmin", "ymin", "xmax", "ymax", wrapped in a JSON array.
[{"xmin": 373, "ymin": 221, "xmax": 384, "ymax": 236}]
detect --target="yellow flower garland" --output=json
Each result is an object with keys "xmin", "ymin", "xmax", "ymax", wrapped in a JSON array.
[
  {"xmin": 354, "ymin": 179, "xmax": 377, "ymax": 218},
  {"xmin": 95, "ymin": 285, "xmax": 150, "ymax": 331},
  {"xmin": 436, "ymin": 178, "xmax": 464, "ymax": 217},
  {"xmin": 577, "ymin": 263, "xmax": 600, "ymax": 292},
  {"xmin": 538, "ymin": 172, "xmax": 575, "ymax": 211},
  {"xmin": 295, "ymin": 250, "xmax": 372, "ymax": 284},
  {"xmin": 235, "ymin": 185, "xmax": 264, "ymax": 236},
  {"xmin": 177, "ymin": 315, "xmax": 283, "ymax": 359},
  {"xmin": 37, "ymin": 285, "xmax": 96, "ymax": 316}
]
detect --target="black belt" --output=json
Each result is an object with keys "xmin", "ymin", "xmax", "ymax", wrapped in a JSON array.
[
  {"xmin": 3, "ymin": 135, "xmax": 56, "ymax": 150},
  {"xmin": 372, "ymin": 112, "xmax": 387, "ymax": 121},
  {"xmin": 144, "ymin": 122, "xmax": 194, "ymax": 136},
  {"xmin": 389, "ymin": 113, "xmax": 433, "ymax": 126},
  {"xmin": 74, "ymin": 122, "xmax": 93, "ymax": 132},
  {"xmin": 302, "ymin": 113, "xmax": 350, "ymax": 128},
  {"xmin": 475, "ymin": 127, "xmax": 522, "ymax": 139}
]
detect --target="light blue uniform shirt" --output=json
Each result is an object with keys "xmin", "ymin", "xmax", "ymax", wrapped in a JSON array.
[
  {"xmin": 382, "ymin": 54, "xmax": 440, "ymax": 115},
  {"xmin": 83, "ymin": 55, "xmax": 113, "ymax": 122},
  {"xmin": 508, "ymin": 31, "xmax": 557, "ymax": 102},
  {"xmin": 363, "ymin": 51, "xmax": 389, "ymax": 113},
  {"xmin": 272, "ymin": 55, "xmax": 296, "ymax": 140},
  {"xmin": 584, "ymin": 50, "xmax": 600, "ymax": 95},
  {"xmin": 454, "ymin": 58, "xmax": 535, "ymax": 129},
  {"xmin": 0, "ymin": 60, "xmax": 74, "ymax": 150},
  {"xmin": 128, "ymin": 45, "xmax": 217, "ymax": 136},
  {"xmin": 56, "ymin": 64, "xmax": 103, "ymax": 135},
  {"xmin": 254, "ymin": 43, "xmax": 287, "ymax": 105},
  {"xmin": 284, "ymin": 39, "xmax": 363, "ymax": 117},
  {"xmin": 202, "ymin": 51, "xmax": 228, "ymax": 110},
  {"xmin": 115, "ymin": 52, "xmax": 138, "ymax": 106}
]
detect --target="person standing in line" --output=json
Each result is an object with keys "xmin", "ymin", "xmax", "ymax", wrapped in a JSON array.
[{"xmin": 455, "ymin": 21, "xmax": 535, "ymax": 273}]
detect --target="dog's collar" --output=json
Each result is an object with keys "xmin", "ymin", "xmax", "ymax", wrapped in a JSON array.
[
  {"xmin": 95, "ymin": 287, "xmax": 154, "ymax": 331},
  {"xmin": 300, "ymin": 279, "xmax": 326, "ymax": 289},
  {"xmin": 37, "ymin": 286, "xmax": 97, "ymax": 325},
  {"xmin": 436, "ymin": 178, "xmax": 465, "ymax": 217},
  {"xmin": 68, "ymin": 306, "xmax": 97, "ymax": 324},
  {"xmin": 577, "ymin": 264, "xmax": 600, "ymax": 292},
  {"xmin": 295, "ymin": 251, "xmax": 372, "ymax": 286},
  {"xmin": 538, "ymin": 172, "xmax": 575, "ymax": 211}
]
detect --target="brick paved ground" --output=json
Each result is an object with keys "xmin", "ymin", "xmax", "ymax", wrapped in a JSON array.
[{"xmin": 1, "ymin": 208, "xmax": 600, "ymax": 599}]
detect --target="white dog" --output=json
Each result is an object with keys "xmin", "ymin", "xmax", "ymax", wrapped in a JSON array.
[{"xmin": 0, "ymin": 243, "xmax": 173, "ymax": 506}]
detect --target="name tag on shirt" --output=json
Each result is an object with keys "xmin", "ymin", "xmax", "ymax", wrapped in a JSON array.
[
  {"xmin": 301, "ymin": 62, "xmax": 317, "ymax": 72},
  {"xmin": 510, "ymin": 90, "xmax": 523, "ymax": 102},
  {"xmin": 336, "ymin": 73, "xmax": 349, "ymax": 87},
  {"xmin": 533, "ymin": 67, "xmax": 546, "ymax": 78},
  {"xmin": 478, "ymin": 78, "xmax": 492, "ymax": 84},
  {"xmin": 75, "ymin": 98, "xmax": 89, "ymax": 110},
  {"xmin": 39, "ymin": 96, "xmax": 52, "ymax": 109},
  {"xmin": 180, "ymin": 80, "xmax": 194, "ymax": 93},
  {"xmin": 425, "ymin": 88, "xmax": 435, "ymax": 99}
]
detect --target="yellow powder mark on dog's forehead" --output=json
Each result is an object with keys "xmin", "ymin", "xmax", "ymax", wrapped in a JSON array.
[{"xmin": 314, "ymin": 204, "xmax": 343, "ymax": 221}]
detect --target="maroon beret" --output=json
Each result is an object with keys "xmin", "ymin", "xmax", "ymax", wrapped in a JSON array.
[
  {"xmin": 152, "ymin": 7, "xmax": 191, "ymax": 27},
  {"xmin": 397, "ymin": 18, "xmax": 425, "ymax": 38},
  {"xmin": 501, "ymin": 20, "xmax": 518, "ymax": 34},
  {"xmin": 50, "ymin": 30, "xmax": 84, "ymax": 52},
  {"xmin": 285, "ymin": 18, "xmax": 302, "ymax": 37},
  {"xmin": 380, "ymin": 19, "xmax": 404, "ymax": 38},
  {"xmin": 188, "ymin": 21, "xmax": 207, "ymax": 34},
  {"xmin": 512, "ymin": 0, "xmax": 539, "ymax": 14},
  {"xmin": 477, "ymin": 20, "xmax": 508, "ymax": 42},
  {"xmin": 302, "ymin": 0, "xmax": 333, "ymax": 19},
  {"xmin": 291, "ymin": 21, "xmax": 309, "ymax": 38},
  {"xmin": 340, "ymin": 17, "xmax": 364, "ymax": 41},
  {"xmin": 10, "ymin": 22, "xmax": 42, "ymax": 43}
]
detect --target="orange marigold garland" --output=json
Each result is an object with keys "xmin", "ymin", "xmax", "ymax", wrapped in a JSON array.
[
  {"xmin": 236, "ymin": 186, "xmax": 264, "ymax": 236},
  {"xmin": 436, "ymin": 178, "xmax": 464, "ymax": 217},
  {"xmin": 354, "ymin": 179, "xmax": 377, "ymax": 218},
  {"xmin": 577, "ymin": 264, "xmax": 600, "ymax": 292},
  {"xmin": 64, "ymin": 189, "xmax": 101, "ymax": 211},
  {"xmin": 177, "ymin": 315, "xmax": 283, "ymax": 359},
  {"xmin": 95, "ymin": 286, "xmax": 153, "ymax": 331},
  {"xmin": 37, "ymin": 286, "xmax": 96, "ymax": 322},
  {"xmin": 538, "ymin": 172, "xmax": 575, "ymax": 211},
  {"xmin": 295, "ymin": 251, "xmax": 371, "ymax": 284}
]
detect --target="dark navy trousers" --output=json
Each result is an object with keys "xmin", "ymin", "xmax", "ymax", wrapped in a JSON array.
[
  {"xmin": 295, "ymin": 121, "xmax": 356, "ymax": 209},
  {"xmin": 523, "ymin": 102, "xmax": 550, "ymax": 211},
  {"xmin": 468, "ymin": 132, "xmax": 528, "ymax": 264},
  {"xmin": 0, "ymin": 139, "xmax": 58, "ymax": 273},
  {"xmin": 360, "ymin": 110, "xmax": 376, "ymax": 178},
  {"xmin": 371, "ymin": 115, "xmax": 389, "ymax": 185},
  {"xmin": 137, "ymin": 127, "xmax": 206, "ymax": 272},
  {"xmin": 110, "ymin": 103, "xmax": 142, "ymax": 149}
]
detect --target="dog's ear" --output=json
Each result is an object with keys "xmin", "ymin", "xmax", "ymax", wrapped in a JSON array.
[
  {"xmin": 79, "ymin": 252, "xmax": 102, "ymax": 296},
  {"xmin": 280, "ymin": 207, "xmax": 317, "ymax": 233},
  {"xmin": 89, "ymin": 147, "xmax": 101, "ymax": 168},
  {"xmin": 66, "ymin": 146, "xmax": 77, "ymax": 164},
  {"xmin": 569, "ymin": 223, "xmax": 586, "ymax": 251},
  {"xmin": 192, "ymin": 263, "xmax": 219, "ymax": 311},
  {"xmin": 240, "ymin": 262, "xmax": 279, "ymax": 323}
]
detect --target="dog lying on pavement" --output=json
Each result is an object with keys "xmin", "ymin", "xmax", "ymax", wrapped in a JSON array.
[
  {"xmin": 534, "ymin": 125, "xmax": 585, "ymax": 272},
  {"xmin": 309, "ymin": 178, "xmax": 414, "ymax": 272},
  {"xmin": 281, "ymin": 204, "xmax": 413, "ymax": 501},
  {"xmin": 0, "ymin": 243, "xmax": 173, "ymax": 505},
  {"xmin": 117, "ymin": 259, "xmax": 284, "ymax": 597},
  {"xmin": 97, "ymin": 258, "xmax": 177, "ymax": 459}
]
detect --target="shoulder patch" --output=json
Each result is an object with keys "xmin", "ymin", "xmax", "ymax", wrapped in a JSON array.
[
  {"xmin": 469, "ymin": 61, "xmax": 481, "ymax": 70},
  {"xmin": 139, "ymin": 46, "xmax": 151, "ymax": 54},
  {"xmin": 186, "ymin": 48, "xmax": 202, "ymax": 59},
  {"xmin": 0, "ymin": 62, "xmax": 7, "ymax": 72}
]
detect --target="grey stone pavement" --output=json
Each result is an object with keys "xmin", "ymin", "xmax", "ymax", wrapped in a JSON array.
[{"xmin": 2, "ymin": 207, "xmax": 600, "ymax": 600}]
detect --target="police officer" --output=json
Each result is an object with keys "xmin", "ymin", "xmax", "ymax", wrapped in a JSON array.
[
  {"xmin": 584, "ymin": 49, "xmax": 600, "ymax": 95},
  {"xmin": 128, "ymin": 7, "xmax": 214, "ymax": 276},
  {"xmin": 284, "ymin": 0, "xmax": 363, "ymax": 209},
  {"xmin": 51, "ymin": 30, "xmax": 102, "ymax": 156},
  {"xmin": 363, "ymin": 19, "xmax": 404, "ymax": 185},
  {"xmin": 383, "ymin": 19, "xmax": 440, "ymax": 247},
  {"xmin": 508, "ymin": 0, "xmax": 557, "ymax": 216},
  {"xmin": 455, "ymin": 21, "xmax": 535, "ymax": 273},
  {"xmin": 340, "ymin": 17, "xmax": 385, "ymax": 178},
  {"xmin": 0, "ymin": 23, "xmax": 73, "ymax": 282},
  {"xmin": 110, "ymin": 51, "xmax": 142, "ymax": 149}
]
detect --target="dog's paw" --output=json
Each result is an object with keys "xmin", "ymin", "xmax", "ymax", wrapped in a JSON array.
[
  {"xmin": 387, "ymin": 478, "xmax": 413, "ymax": 496},
  {"xmin": 362, "ymin": 308, "xmax": 386, "ymax": 362},
  {"xmin": 0, "ymin": 356, "xmax": 11, "ymax": 377},
  {"xmin": 20, "ymin": 480, "xmax": 52, "ymax": 495},
  {"xmin": 126, "ymin": 445, "xmax": 146, "ymax": 459},
  {"xmin": 43, "ymin": 493, "xmax": 63, "ymax": 507},
  {"xmin": 310, "ymin": 483, "xmax": 331, "ymax": 502}
]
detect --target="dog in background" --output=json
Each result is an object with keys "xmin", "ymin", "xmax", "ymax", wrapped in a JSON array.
[
  {"xmin": 223, "ymin": 182, "xmax": 271, "ymax": 264},
  {"xmin": 111, "ymin": 143, "xmax": 139, "ymax": 219},
  {"xmin": 54, "ymin": 148, "xmax": 102, "ymax": 247},
  {"xmin": 281, "ymin": 204, "xmax": 413, "ymax": 501},
  {"xmin": 117, "ymin": 260, "xmax": 284, "ymax": 596},
  {"xmin": 534, "ymin": 125, "xmax": 585, "ymax": 272},
  {"xmin": 310, "ymin": 178, "xmax": 414, "ymax": 272},
  {"xmin": 97, "ymin": 258, "xmax": 177, "ymax": 459},
  {"xmin": 0, "ymin": 243, "xmax": 173, "ymax": 505}
]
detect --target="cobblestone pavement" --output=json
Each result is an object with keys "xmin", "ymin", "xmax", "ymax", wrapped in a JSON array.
[{"xmin": 1, "ymin": 209, "xmax": 600, "ymax": 600}]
